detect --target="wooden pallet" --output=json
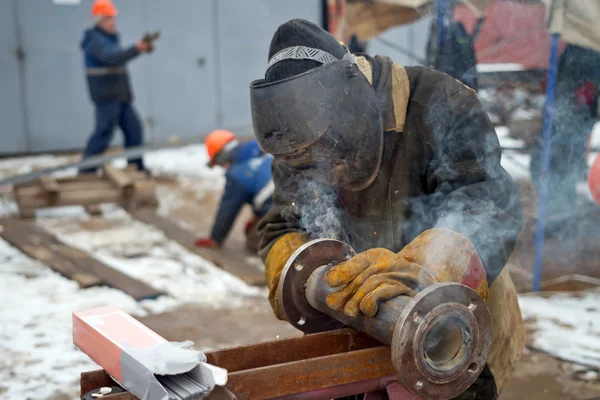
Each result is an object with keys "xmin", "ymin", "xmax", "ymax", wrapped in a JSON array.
[
  {"xmin": 129, "ymin": 208, "xmax": 266, "ymax": 286},
  {"xmin": 0, "ymin": 218, "xmax": 163, "ymax": 300},
  {"xmin": 13, "ymin": 166, "xmax": 157, "ymax": 218}
]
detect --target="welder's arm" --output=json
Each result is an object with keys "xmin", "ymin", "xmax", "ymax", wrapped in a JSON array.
[
  {"xmin": 88, "ymin": 34, "xmax": 139, "ymax": 65},
  {"xmin": 429, "ymin": 87, "xmax": 523, "ymax": 284},
  {"xmin": 325, "ymin": 85, "xmax": 522, "ymax": 318},
  {"xmin": 258, "ymin": 162, "xmax": 309, "ymax": 319},
  {"xmin": 209, "ymin": 177, "xmax": 249, "ymax": 246}
]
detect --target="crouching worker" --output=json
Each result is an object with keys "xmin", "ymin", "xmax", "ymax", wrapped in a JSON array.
[
  {"xmin": 253, "ymin": 20, "xmax": 524, "ymax": 399},
  {"xmin": 195, "ymin": 130, "xmax": 274, "ymax": 253}
]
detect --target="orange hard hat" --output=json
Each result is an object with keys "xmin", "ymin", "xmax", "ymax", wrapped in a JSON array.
[
  {"xmin": 91, "ymin": 0, "xmax": 118, "ymax": 17},
  {"xmin": 205, "ymin": 130, "xmax": 236, "ymax": 165},
  {"xmin": 589, "ymin": 153, "xmax": 600, "ymax": 205}
]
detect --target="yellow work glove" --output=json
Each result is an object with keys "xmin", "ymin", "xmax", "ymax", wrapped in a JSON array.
[
  {"xmin": 325, "ymin": 228, "xmax": 488, "ymax": 318},
  {"xmin": 265, "ymin": 232, "xmax": 309, "ymax": 320}
]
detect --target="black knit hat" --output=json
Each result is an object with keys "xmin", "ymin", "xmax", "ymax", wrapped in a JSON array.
[{"xmin": 266, "ymin": 19, "xmax": 347, "ymax": 83}]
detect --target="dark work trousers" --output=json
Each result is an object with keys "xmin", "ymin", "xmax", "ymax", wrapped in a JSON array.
[{"xmin": 81, "ymin": 101, "xmax": 145, "ymax": 173}]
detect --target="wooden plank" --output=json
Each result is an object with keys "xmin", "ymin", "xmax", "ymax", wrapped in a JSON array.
[
  {"xmin": 55, "ymin": 243, "xmax": 163, "ymax": 300},
  {"xmin": 85, "ymin": 204, "xmax": 103, "ymax": 216},
  {"xmin": 130, "ymin": 208, "xmax": 265, "ymax": 286},
  {"xmin": 104, "ymin": 165, "xmax": 134, "ymax": 201},
  {"xmin": 0, "ymin": 218, "xmax": 163, "ymax": 300},
  {"xmin": 0, "ymin": 218, "xmax": 102, "ymax": 287},
  {"xmin": 103, "ymin": 165, "xmax": 134, "ymax": 189},
  {"xmin": 17, "ymin": 180, "xmax": 115, "ymax": 195},
  {"xmin": 38, "ymin": 176, "xmax": 59, "ymax": 204},
  {"xmin": 17, "ymin": 188, "xmax": 123, "ymax": 208},
  {"xmin": 14, "ymin": 174, "xmax": 157, "ymax": 215}
]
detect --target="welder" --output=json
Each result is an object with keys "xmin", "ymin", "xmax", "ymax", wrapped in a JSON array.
[
  {"xmin": 80, "ymin": 0, "xmax": 155, "ymax": 172},
  {"xmin": 195, "ymin": 130, "xmax": 274, "ymax": 253},
  {"xmin": 251, "ymin": 19, "xmax": 524, "ymax": 399}
]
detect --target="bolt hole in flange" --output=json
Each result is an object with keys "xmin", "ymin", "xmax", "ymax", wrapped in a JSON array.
[
  {"xmin": 412, "ymin": 312, "xmax": 422, "ymax": 324},
  {"xmin": 295, "ymin": 264, "xmax": 304, "ymax": 271},
  {"xmin": 423, "ymin": 316, "xmax": 469, "ymax": 372},
  {"xmin": 468, "ymin": 299, "xmax": 477, "ymax": 311},
  {"xmin": 415, "ymin": 378, "xmax": 424, "ymax": 390},
  {"xmin": 297, "ymin": 316, "xmax": 306, "ymax": 326},
  {"xmin": 468, "ymin": 363, "xmax": 478, "ymax": 374}
]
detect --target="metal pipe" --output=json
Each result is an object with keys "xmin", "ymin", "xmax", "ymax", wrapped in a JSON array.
[
  {"xmin": 305, "ymin": 265, "xmax": 411, "ymax": 345},
  {"xmin": 277, "ymin": 239, "xmax": 492, "ymax": 400}
]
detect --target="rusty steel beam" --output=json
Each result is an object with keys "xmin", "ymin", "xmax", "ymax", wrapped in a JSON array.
[
  {"xmin": 80, "ymin": 329, "xmax": 394, "ymax": 400},
  {"xmin": 205, "ymin": 328, "xmax": 381, "ymax": 372},
  {"xmin": 226, "ymin": 346, "xmax": 394, "ymax": 399}
]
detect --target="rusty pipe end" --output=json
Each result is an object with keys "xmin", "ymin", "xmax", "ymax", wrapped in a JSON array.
[{"xmin": 391, "ymin": 283, "xmax": 492, "ymax": 400}]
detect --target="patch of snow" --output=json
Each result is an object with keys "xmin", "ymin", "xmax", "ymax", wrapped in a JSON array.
[
  {"xmin": 590, "ymin": 122, "xmax": 600, "ymax": 149},
  {"xmin": 477, "ymin": 63, "xmax": 526, "ymax": 73},
  {"xmin": 496, "ymin": 127, "xmax": 531, "ymax": 181},
  {"xmin": 0, "ymin": 154, "xmax": 77, "ymax": 181},
  {"xmin": 511, "ymin": 108, "xmax": 540, "ymax": 121},
  {"xmin": 0, "ymin": 237, "xmax": 147, "ymax": 400},
  {"xmin": 519, "ymin": 292, "xmax": 600, "ymax": 368},
  {"xmin": 37, "ymin": 208, "xmax": 264, "ymax": 305},
  {"xmin": 145, "ymin": 145, "xmax": 223, "ymax": 181},
  {"xmin": 0, "ymin": 197, "xmax": 18, "ymax": 217},
  {"xmin": 496, "ymin": 126, "xmax": 527, "ymax": 149}
]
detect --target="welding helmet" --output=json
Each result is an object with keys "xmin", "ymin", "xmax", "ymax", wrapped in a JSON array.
[{"xmin": 250, "ymin": 20, "xmax": 383, "ymax": 191}]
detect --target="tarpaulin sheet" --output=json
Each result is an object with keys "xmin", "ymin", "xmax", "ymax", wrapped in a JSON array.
[
  {"xmin": 345, "ymin": 0, "xmax": 492, "ymax": 40},
  {"xmin": 542, "ymin": 0, "xmax": 600, "ymax": 53},
  {"xmin": 345, "ymin": 0, "xmax": 600, "ymax": 55},
  {"xmin": 454, "ymin": 1, "xmax": 552, "ymax": 69}
]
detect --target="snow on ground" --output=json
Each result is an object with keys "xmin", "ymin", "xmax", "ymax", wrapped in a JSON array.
[
  {"xmin": 519, "ymin": 292, "xmax": 600, "ymax": 369},
  {"xmin": 0, "ymin": 205, "xmax": 264, "ymax": 399},
  {"xmin": 0, "ymin": 154, "xmax": 73, "ymax": 181},
  {"xmin": 36, "ymin": 208, "xmax": 263, "ymax": 309},
  {"xmin": 0, "ymin": 236, "xmax": 149, "ymax": 399},
  {"xmin": 0, "ymin": 145, "xmax": 263, "ymax": 399},
  {"xmin": 477, "ymin": 63, "xmax": 526, "ymax": 73},
  {"xmin": 496, "ymin": 126, "xmax": 532, "ymax": 181}
]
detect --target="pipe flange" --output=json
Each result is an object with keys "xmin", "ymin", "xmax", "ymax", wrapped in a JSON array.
[
  {"xmin": 391, "ymin": 283, "xmax": 492, "ymax": 400},
  {"xmin": 277, "ymin": 238, "xmax": 356, "ymax": 333}
]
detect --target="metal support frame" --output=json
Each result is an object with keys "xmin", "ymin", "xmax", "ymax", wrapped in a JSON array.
[{"xmin": 80, "ymin": 329, "xmax": 409, "ymax": 400}]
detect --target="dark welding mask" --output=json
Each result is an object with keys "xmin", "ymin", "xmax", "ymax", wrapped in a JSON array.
[{"xmin": 250, "ymin": 46, "xmax": 383, "ymax": 191}]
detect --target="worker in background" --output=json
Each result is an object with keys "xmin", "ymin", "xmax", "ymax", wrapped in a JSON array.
[
  {"xmin": 252, "ymin": 20, "xmax": 523, "ymax": 399},
  {"xmin": 426, "ymin": 0, "xmax": 483, "ymax": 90},
  {"xmin": 530, "ymin": 44, "xmax": 600, "ymax": 237},
  {"xmin": 195, "ymin": 130, "xmax": 274, "ymax": 253},
  {"xmin": 80, "ymin": 0, "xmax": 153, "ymax": 173}
]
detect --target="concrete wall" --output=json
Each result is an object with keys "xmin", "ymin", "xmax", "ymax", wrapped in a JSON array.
[
  {"xmin": 0, "ymin": 0, "xmax": 429, "ymax": 155},
  {"xmin": 0, "ymin": 0, "xmax": 320, "ymax": 154}
]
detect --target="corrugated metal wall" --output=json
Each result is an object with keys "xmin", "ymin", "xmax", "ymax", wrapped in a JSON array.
[{"xmin": 0, "ymin": 0, "xmax": 429, "ymax": 155}]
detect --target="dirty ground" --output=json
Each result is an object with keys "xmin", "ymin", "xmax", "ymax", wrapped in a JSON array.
[{"xmin": 1, "ymin": 147, "xmax": 600, "ymax": 400}]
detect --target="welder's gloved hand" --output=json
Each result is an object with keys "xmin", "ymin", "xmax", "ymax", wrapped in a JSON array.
[
  {"xmin": 325, "ymin": 228, "xmax": 488, "ymax": 318},
  {"xmin": 265, "ymin": 232, "xmax": 309, "ymax": 320},
  {"xmin": 195, "ymin": 238, "xmax": 219, "ymax": 248}
]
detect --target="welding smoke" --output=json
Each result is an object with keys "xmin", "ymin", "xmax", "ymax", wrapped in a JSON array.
[{"xmin": 293, "ymin": 178, "xmax": 349, "ymax": 243}]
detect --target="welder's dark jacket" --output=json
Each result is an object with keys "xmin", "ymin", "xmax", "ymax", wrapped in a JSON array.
[{"xmin": 259, "ymin": 55, "xmax": 523, "ymax": 286}]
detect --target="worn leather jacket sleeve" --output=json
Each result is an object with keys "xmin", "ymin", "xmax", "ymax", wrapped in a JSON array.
[{"xmin": 428, "ymin": 86, "xmax": 523, "ymax": 284}]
